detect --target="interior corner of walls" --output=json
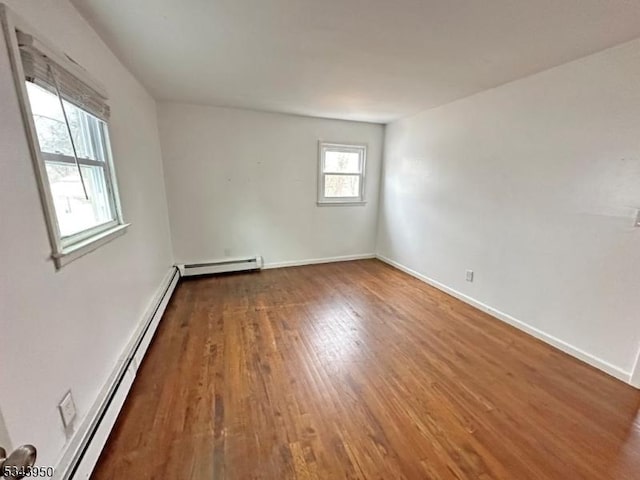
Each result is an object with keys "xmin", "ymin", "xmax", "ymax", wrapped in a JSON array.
[
  {"xmin": 372, "ymin": 125, "xmax": 389, "ymax": 256},
  {"xmin": 374, "ymin": 45, "xmax": 640, "ymax": 388},
  {"xmin": 630, "ymin": 347, "xmax": 640, "ymax": 388}
]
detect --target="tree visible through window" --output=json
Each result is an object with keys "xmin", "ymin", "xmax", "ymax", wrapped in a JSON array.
[
  {"xmin": 5, "ymin": 23, "xmax": 128, "ymax": 267},
  {"xmin": 318, "ymin": 142, "xmax": 366, "ymax": 204},
  {"xmin": 26, "ymin": 82, "xmax": 115, "ymax": 239}
]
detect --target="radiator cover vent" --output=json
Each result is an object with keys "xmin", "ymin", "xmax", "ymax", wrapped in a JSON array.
[{"xmin": 178, "ymin": 256, "xmax": 263, "ymax": 277}]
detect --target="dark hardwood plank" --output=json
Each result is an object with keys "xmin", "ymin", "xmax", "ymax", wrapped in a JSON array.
[{"xmin": 92, "ymin": 259, "xmax": 640, "ymax": 479}]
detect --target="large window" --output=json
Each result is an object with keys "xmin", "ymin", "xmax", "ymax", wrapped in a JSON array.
[
  {"xmin": 3, "ymin": 16, "xmax": 128, "ymax": 268},
  {"xmin": 317, "ymin": 142, "xmax": 367, "ymax": 205},
  {"xmin": 26, "ymin": 82, "xmax": 117, "ymax": 241}
]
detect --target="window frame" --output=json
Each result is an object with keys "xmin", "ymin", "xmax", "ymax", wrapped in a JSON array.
[
  {"xmin": 1, "ymin": 5, "xmax": 129, "ymax": 268},
  {"xmin": 317, "ymin": 141, "xmax": 367, "ymax": 206},
  {"xmin": 37, "ymin": 116, "xmax": 120, "ymax": 248}
]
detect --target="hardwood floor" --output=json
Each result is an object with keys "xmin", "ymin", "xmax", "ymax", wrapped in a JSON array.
[{"xmin": 92, "ymin": 259, "xmax": 640, "ymax": 479}]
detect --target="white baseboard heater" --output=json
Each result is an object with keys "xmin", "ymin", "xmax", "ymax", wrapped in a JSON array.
[
  {"xmin": 56, "ymin": 267, "xmax": 180, "ymax": 479},
  {"xmin": 178, "ymin": 256, "xmax": 263, "ymax": 277}
]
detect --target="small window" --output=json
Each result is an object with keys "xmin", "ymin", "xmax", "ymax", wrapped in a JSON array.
[
  {"xmin": 3, "ymin": 17, "xmax": 128, "ymax": 268},
  {"xmin": 318, "ymin": 142, "xmax": 367, "ymax": 205}
]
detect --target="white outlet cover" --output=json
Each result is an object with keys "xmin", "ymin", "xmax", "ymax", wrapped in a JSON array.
[
  {"xmin": 466, "ymin": 270, "xmax": 474, "ymax": 282},
  {"xmin": 58, "ymin": 390, "xmax": 77, "ymax": 428},
  {"xmin": 635, "ymin": 209, "xmax": 640, "ymax": 227}
]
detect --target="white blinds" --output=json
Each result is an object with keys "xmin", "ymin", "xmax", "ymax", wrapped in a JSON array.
[{"xmin": 17, "ymin": 31, "xmax": 110, "ymax": 121}]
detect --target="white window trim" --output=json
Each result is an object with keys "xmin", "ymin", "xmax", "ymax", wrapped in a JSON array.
[
  {"xmin": 317, "ymin": 141, "xmax": 367, "ymax": 206},
  {"xmin": 1, "ymin": 5, "xmax": 129, "ymax": 269}
]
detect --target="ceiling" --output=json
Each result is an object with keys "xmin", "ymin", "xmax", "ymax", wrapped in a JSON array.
[{"xmin": 72, "ymin": 0, "xmax": 640, "ymax": 124}]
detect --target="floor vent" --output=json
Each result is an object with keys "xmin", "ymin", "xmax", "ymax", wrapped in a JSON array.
[{"xmin": 178, "ymin": 256, "xmax": 263, "ymax": 277}]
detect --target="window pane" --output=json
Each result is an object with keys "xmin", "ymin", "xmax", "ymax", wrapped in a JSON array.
[
  {"xmin": 45, "ymin": 161, "xmax": 114, "ymax": 238},
  {"xmin": 26, "ymin": 81, "xmax": 105, "ymax": 162},
  {"xmin": 324, "ymin": 150, "xmax": 361, "ymax": 173},
  {"xmin": 324, "ymin": 174, "xmax": 360, "ymax": 198}
]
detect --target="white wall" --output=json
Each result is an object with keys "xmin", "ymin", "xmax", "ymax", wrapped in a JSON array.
[
  {"xmin": 0, "ymin": 408, "xmax": 11, "ymax": 451},
  {"xmin": 158, "ymin": 103, "xmax": 384, "ymax": 266},
  {"xmin": 377, "ymin": 38, "xmax": 640, "ymax": 380},
  {"xmin": 0, "ymin": 0, "xmax": 173, "ymax": 469}
]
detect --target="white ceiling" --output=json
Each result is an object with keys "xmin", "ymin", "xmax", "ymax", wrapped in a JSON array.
[{"xmin": 72, "ymin": 0, "xmax": 640, "ymax": 124}]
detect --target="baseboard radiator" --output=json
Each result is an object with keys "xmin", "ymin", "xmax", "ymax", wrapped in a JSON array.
[
  {"xmin": 177, "ymin": 256, "xmax": 263, "ymax": 277},
  {"xmin": 56, "ymin": 267, "xmax": 180, "ymax": 479}
]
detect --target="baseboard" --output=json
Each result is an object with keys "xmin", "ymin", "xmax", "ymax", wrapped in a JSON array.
[
  {"xmin": 54, "ymin": 266, "xmax": 180, "ymax": 479},
  {"xmin": 263, "ymin": 253, "xmax": 376, "ymax": 270},
  {"xmin": 376, "ymin": 254, "xmax": 634, "ymax": 386}
]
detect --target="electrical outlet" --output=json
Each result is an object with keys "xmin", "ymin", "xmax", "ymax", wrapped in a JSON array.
[
  {"xmin": 635, "ymin": 210, "xmax": 640, "ymax": 227},
  {"xmin": 466, "ymin": 270, "xmax": 474, "ymax": 282},
  {"xmin": 58, "ymin": 390, "xmax": 76, "ymax": 429}
]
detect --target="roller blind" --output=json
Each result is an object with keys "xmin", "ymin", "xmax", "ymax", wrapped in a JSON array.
[{"xmin": 17, "ymin": 31, "xmax": 110, "ymax": 121}]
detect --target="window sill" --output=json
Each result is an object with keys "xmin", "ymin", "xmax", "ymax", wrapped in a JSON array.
[
  {"xmin": 317, "ymin": 201, "xmax": 367, "ymax": 207},
  {"xmin": 53, "ymin": 223, "xmax": 130, "ymax": 268}
]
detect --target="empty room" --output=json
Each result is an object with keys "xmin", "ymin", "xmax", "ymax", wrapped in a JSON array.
[{"xmin": 0, "ymin": 0, "xmax": 639, "ymax": 478}]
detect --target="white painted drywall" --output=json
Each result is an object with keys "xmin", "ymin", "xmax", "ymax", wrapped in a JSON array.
[
  {"xmin": 377, "ymin": 38, "xmax": 640, "ymax": 378},
  {"xmin": 0, "ymin": 0, "xmax": 173, "ymax": 469},
  {"xmin": 0, "ymin": 408, "xmax": 11, "ymax": 451},
  {"xmin": 158, "ymin": 103, "xmax": 383, "ymax": 266}
]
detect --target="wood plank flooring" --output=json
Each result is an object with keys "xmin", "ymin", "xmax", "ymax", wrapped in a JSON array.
[{"xmin": 92, "ymin": 259, "xmax": 640, "ymax": 479}]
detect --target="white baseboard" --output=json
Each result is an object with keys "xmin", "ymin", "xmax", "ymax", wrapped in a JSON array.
[
  {"xmin": 376, "ymin": 254, "xmax": 634, "ymax": 386},
  {"xmin": 54, "ymin": 267, "xmax": 180, "ymax": 479},
  {"xmin": 263, "ymin": 253, "xmax": 375, "ymax": 270}
]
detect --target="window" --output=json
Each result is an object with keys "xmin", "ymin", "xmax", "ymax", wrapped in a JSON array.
[
  {"xmin": 26, "ymin": 83, "xmax": 117, "ymax": 240},
  {"xmin": 3, "ymin": 15, "xmax": 128, "ymax": 268},
  {"xmin": 317, "ymin": 142, "xmax": 367, "ymax": 205}
]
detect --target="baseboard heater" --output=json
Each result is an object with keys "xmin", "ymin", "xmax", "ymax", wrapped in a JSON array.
[
  {"xmin": 178, "ymin": 256, "xmax": 263, "ymax": 277},
  {"xmin": 56, "ymin": 267, "xmax": 180, "ymax": 479}
]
